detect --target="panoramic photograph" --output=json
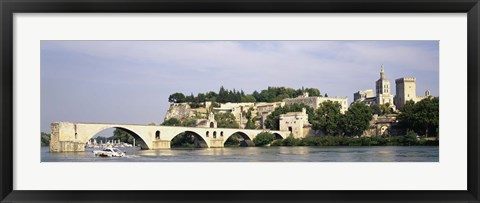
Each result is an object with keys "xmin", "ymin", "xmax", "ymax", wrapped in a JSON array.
[{"xmin": 40, "ymin": 40, "xmax": 439, "ymax": 162}]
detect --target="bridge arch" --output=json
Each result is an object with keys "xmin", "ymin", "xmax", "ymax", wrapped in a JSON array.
[
  {"xmin": 223, "ymin": 131, "xmax": 254, "ymax": 147},
  {"xmin": 87, "ymin": 126, "xmax": 151, "ymax": 149},
  {"xmin": 170, "ymin": 130, "xmax": 209, "ymax": 148},
  {"xmin": 273, "ymin": 132, "xmax": 284, "ymax": 139}
]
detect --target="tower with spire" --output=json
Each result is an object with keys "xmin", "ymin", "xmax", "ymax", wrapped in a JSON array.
[{"xmin": 375, "ymin": 64, "xmax": 394, "ymax": 105}]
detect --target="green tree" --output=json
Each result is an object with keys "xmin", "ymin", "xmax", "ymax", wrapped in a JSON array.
[
  {"xmin": 216, "ymin": 86, "xmax": 228, "ymax": 103},
  {"xmin": 168, "ymin": 92, "xmax": 186, "ymax": 103},
  {"xmin": 111, "ymin": 128, "xmax": 135, "ymax": 144},
  {"xmin": 185, "ymin": 93, "xmax": 195, "ymax": 103},
  {"xmin": 371, "ymin": 103, "xmax": 392, "ymax": 115},
  {"xmin": 404, "ymin": 130, "xmax": 418, "ymax": 146},
  {"xmin": 224, "ymin": 133, "xmax": 242, "ymax": 146},
  {"xmin": 215, "ymin": 112, "xmax": 239, "ymax": 128},
  {"xmin": 182, "ymin": 118, "xmax": 197, "ymax": 127},
  {"xmin": 311, "ymin": 100, "xmax": 343, "ymax": 136},
  {"xmin": 170, "ymin": 132, "xmax": 196, "ymax": 148},
  {"xmin": 161, "ymin": 118, "xmax": 182, "ymax": 126},
  {"xmin": 241, "ymin": 95, "xmax": 257, "ymax": 102},
  {"xmin": 342, "ymin": 102, "xmax": 372, "ymax": 136},
  {"xmin": 252, "ymin": 131, "xmax": 275, "ymax": 146},
  {"xmin": 370, "ymin": 104, "xmax": 382, "ymax": 115},
  {"xmin": 205, "ymin": 91, "xmax": 218, "ymax": 101},
  {"xmin": 161, "ymin": 118, "xmax": 199, "ymax": 147},
  {"xmin": 282, "ymin": 135, "xmax": 302, "ymax": 146},
  {"xmin": 398, "ymin": 97, "xmax": 439, "ymax": 137},
  {"xmin": 305, "ymin": 88, "xmax": 321, "ymax": 97},
  {"xmin": 197, "ymin": 93, "xmax": 206, "ymax": 102},
  {"xmin": 244, "ymin": 108, "xmax": 256, "ymax": 129},
  {"xmin": 381, "ymin": 103, "xmax": 393, "ymax": 115},
  {"xmin": 41, "ymin": 132, "xmax": 51, "ymax": 146}
]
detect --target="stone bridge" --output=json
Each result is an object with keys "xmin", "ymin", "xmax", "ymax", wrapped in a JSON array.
[{"xmin": 50, "ymin": 122, "xmax": 290, "ymax": 152}]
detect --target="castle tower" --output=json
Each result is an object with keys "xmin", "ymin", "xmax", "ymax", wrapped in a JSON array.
[
  {"xmin": 375, "ymin": 65, "xmax": 394, "ymax": 105},
  {"xmin": 394, "ymin": 77, "xmax": 417, "ymax": 109}
]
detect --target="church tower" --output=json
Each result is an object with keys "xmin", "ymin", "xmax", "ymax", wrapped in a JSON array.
[{"xmin": 375, "ymin": 64, "xmax": 394, "ymax": 105}]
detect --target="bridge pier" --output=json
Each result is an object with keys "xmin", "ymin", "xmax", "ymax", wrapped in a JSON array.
[
  {"xmin": 152, "ymin": 140, "xmax": 171, "ymax": 149},
  {"xmin": 50, "ymin": 123, "xmax": 87, "ymax": 152},
  {"xmin": 50, "ymin": 141, "xmax": 86, "ymax": 152},
  {"xmin": 209, "ymin": 139, "xmax": 225, "ymax": 148}
]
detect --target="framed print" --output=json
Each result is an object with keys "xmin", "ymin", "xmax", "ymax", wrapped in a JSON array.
[{"xmin": 1, "ymin": 0, "xmax": 479, "ymax": 202}]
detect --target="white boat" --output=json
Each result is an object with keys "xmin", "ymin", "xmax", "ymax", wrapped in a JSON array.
[{"xmin": 93, "ymin": 148, "xmax": 125, "ymax": 157}]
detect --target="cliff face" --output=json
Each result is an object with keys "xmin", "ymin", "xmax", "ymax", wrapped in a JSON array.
[
  {"xmin": 164, "ymin": 103, "xmax": 193, "ymax": 121},
  {"xmin": 164, "ymin": 103, "xmax": 209, "ymax": 122}
]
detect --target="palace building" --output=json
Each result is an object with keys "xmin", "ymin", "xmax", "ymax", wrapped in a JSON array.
[
  {"xmin": 353, "ymin": 64, "xmax": 434, "ymax": 112},
  {"xmin": 353, "ymin": 65, "xmax": 396, "ymax": 109}
]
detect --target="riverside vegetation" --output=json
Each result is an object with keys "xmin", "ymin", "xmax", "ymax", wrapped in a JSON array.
[{"xmin": 254, "ymin": 131, "xmax": 439, "ymax": 147}]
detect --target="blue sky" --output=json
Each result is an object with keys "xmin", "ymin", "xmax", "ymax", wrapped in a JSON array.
[{"xmin": 41, "ymin": 41, "xmax": 439, "ymax": 133}]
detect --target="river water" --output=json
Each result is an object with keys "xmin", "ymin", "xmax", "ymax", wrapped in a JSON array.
[{"xmin": 41, "ymin": 146, "xmax": 438, "ymax": 162}]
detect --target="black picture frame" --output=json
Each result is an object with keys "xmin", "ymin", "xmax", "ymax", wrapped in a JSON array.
[{"xmin": 1, "ymin": 0, "xmax": 479, "ymax": 202}]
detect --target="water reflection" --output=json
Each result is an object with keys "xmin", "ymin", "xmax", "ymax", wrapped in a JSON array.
[{"xmin": 41, "ymin": 146, "xmax": 439, "ymax": 162}]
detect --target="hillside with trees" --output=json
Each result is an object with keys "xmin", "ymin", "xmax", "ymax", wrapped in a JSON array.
[{"xmin": 167, "ymin": 86, "xmax": 322, "ymax": 107}]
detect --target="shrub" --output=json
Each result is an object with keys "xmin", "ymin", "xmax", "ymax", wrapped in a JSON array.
[
  {"xmin": 224, "ymin": 136, "xmax": 240, "ymax": 147},
  {"xmin": 270, "ymin": 139, "xmax": 284, "ymax": 146},
  {"xmin": 253, "ymin": 132, "xmax": 275, "ymax": 146},
  {"xmin": 282, "ymin": 136, "xmax": 303, "ymax": 146},
  {"xmin": 404, "ymin": 130, "xmax": 418, "ymax": 146}
]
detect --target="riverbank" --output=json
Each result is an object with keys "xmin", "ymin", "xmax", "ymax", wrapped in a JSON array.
[{"xmin": 270, "ymin": 135, "xmax": 439, "ymax": 147}]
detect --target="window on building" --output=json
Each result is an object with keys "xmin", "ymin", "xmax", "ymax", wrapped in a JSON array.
[{"xmin": 206, "ymin": 131, "xmax": 209, "ymax": 137}]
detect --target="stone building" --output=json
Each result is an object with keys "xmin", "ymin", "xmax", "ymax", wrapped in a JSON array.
[
  {"xmin": 353, "ymin": 89, "xmax": 376, "ymax": 105},
  {"xmin": 255, "ymin": 102, "xmax": 284, "ymax": 129},
  {"xmin": 362, "ymin": 114, "xmax": 401, "ymax": 137},
  {"xmin": 283, "ymin": 92, "xmax": 349, "ymax": 114},
  {"xmin": 394, "ymin": 77, "xmax": 433, "ymax": 109},
  {"xmin": 195, "ymin": 112, "xmax": 218, "ymax": 128},
  {"xmin": 353, "ymin": 65, "xmax": 396, "ymax": 111},
  {"xmin": 212, "ymin": 102, "xmax": 255, "ymax": 128},
  {"xmin": 375, "ymin": 64, "xmax": 395, "ymax": 105},
  {"xmin": 354, "ymin": 89, "xmax": 374, "ymax": 102},
  {"xmin": 279, "ymin": 108, "xmax": 311, "ymax": 138},
  {"xmin": 210, "ymin": 101, "xmax": 285, "ymax": 129}
]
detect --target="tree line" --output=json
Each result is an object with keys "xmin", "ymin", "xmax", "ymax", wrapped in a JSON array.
[{"xmin": 168, "ymin": 86, "xmax": 322, "ymax": 106}]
